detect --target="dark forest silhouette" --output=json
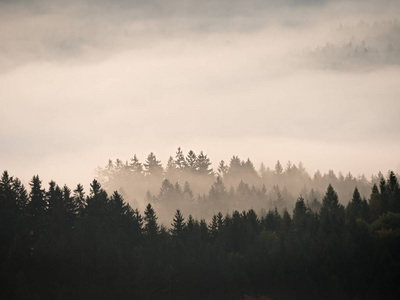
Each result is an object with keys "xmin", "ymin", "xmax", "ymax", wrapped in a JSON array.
[{"xmin": 1, "ymin": 160, "xmax": 400, "ymax": 299}]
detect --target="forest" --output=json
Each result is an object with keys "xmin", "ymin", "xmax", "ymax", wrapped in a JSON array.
[
  {"xmin": 96, "ymin": 148, "xmax": 378, "ymax": 223},
  {"xmin": 1, "ymin": 149, "xmax": 400, "ymax": 299}
]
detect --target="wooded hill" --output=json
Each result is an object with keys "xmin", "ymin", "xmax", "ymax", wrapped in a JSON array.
[{"xmin": 1, "ymin": 168, "xmax": 400, "ymax": 299}]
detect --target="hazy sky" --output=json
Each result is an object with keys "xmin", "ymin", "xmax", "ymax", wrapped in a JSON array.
[{"xmin": 1, "ymin": 0, "xmax": 400, "ymax": 188}]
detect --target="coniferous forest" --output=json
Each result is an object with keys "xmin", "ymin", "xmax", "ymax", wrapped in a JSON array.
[{"xmin": 1, "ymin": 150, "xmax": 400, "ymax": 299}]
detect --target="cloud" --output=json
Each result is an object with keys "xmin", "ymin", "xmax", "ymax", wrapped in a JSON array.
[
  {"xmin": 301, "ymin": 20, "xmax": 400, "ymax": 69},
  {"xmin": 0, "ymin": 0, "xmax": 399, "ymax": 71},
  {"xmin": 0, "ymin": 0, "xmax": 400, "ymax": 187}
]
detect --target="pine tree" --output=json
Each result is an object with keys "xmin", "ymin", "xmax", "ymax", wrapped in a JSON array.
[
  {"xmin": 186, "ymin": 214, "xmax": 195, "ymax": 231},
  {"xmin": 321, "ymin": 184, "xmax": 340, "ymax": 211},
  {"xmin": 282, "ymin": 209, "xmax": 292, "ymax": 233},
  {"xmin": 133, "ymin": 208, "xmax": 144, "ymax": 231},
  {"xmin": 346, "ymin": 187, "xmax": 367, "ymax": 221},
  {"xmin": 165, "ymin": 156, "xmax": 178, "ymax": 182},
  {"xmin": 320, "ymin": 184, "xmax": 345, "ymax": 234},
  {"xmin": 0, "ymin": 171, "xmax": 17, "ymax": 219},
  {"xmin": 183, "ymin": 181, "xmax": 194, "ymax": 201},
  {"xmin": 209, "ymin": 176, "xmax": 227, "ymax": 199},
  {"xmin": 171, "ymin": 209, "xmax": 186, "ymax": 237},
  {"xmin": 175, "ymin": 147, "xmax": 187, "ymax": 170},
  {"xmin": 387, "ymin": 171, "xmax": 400, "ymax": 212},
  {"xmin": 27, "ymin": 175, "xmax": 46, "ymax": 216},
  {"xmin": 27, "ymin": 175, "xmax": 47, "ymax": 240},
  {"xmin": 12, "ymin": 177, "xmax": 28, "ymax": 214},
  {"xmin": 144, "ymin": 152, "xmax": 163, "ymax": 177},
  {"xmin": 218, "ymin": 160, "xmax": 228, "ymax": 178},
  {"xmin": 144, "ymin": 203, "xmax": 159, "ymax": 236},
  {"xmin": 73, "ymin": 184, "xmax": 86, "ymax": 215},
  {"xmin": 369, "ymin": 183, "xmax": 381, "ymax": 221},
  {"xmin": 186, "ymin": 150, "xmax": 197, "ymax": 171},
  {"xmin": 63, "ymin": 185, "xmax": 77, "ymax": 227},
  {"xmin": 47, "ymin": 181, "xmax": 63, "ymax": 214},
  {"xmin": 0, "ymin": 171, "xmax": 18, "ymax": 256},
  {"xmin": 263, "ymin": 208, "xmax": 282, "ymax": 232},
  {"xmin": 86, "ymin": 179, "xmax": 108, "ymax": 216},
  {"xmin": 208, "ymin": 176, "xmax": 227, "ymax": 213},
  {"xmin": 130, "ymin": 154, "xmax": 143, "ymax": 175},
  {"xmin": 158, "ymin": 179, "xmax": 175, "ymax": 204},
  {"xmin": 228, "ymin": 156, "xmax": 242, "ymax": 177},
  {"xmin": 197, "ymin": 151, "xmax": 213, "ymax": 176},
  {"xmin": 293, "ymin": 197, "xmax": 309, "ymax": 233},
  {"xmin": 90, "ymin": 179, "xmax": 102, "ymax": 197},
  {"xmin": 275, "ymin": 160, "xmax": 283, "ymax": 175},
  {"xmin": 209, "ymin": 215, "xmax": 218, "ymax": 239},
  {"xmin": 109, "ymin": 191, "xmax": 126, "ymax": 214},
  {"xmin": 0, "ymin": 171, "xmax": 14, "ymax": 200}
]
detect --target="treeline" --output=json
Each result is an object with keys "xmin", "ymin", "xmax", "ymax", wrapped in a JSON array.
[
  {"xmin": 96, "ymin": 148, "xmax": 379, "ymax": 222},
  {"xmin": 1, "ymin": 170, "xmax": 400, "ymax": 299}
]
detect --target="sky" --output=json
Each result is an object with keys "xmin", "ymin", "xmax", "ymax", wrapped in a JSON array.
[{"xmin": 1, "ymin": 0, "xmax": 400, "ymax": 189}]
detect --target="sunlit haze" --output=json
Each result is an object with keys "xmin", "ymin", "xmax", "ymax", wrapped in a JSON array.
[{"xmin": 1, "ymin": 0, "xmax": 400, "ymax": 189}]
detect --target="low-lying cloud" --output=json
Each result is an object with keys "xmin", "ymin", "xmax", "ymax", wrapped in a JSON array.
[{"xmin": 1, "ymin": 0, "xmax": 399, "ymax": 188}]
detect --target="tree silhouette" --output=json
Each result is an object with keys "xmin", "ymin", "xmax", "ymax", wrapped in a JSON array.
[
  {"xmin": 320, "ymin": 184, "xmax": 345, "ymax": 235},
  {"xmin": 275, "ymin": 160, "xmax": 283, "ymax": 175},
  {"xmin": 73, "ymin": 183, "xmax": 86, "ymax": 215},
  {"xmin": 171, "ymin": 209, "xmax": 186, "ymax": 237},
  {"xmin": 144, "ymin": 152, "xmax": 163, "ymax": 177},
  {"xmin": 1, "ymin": 166, "xmax": 400, "ymax": 299},
  {"xmin": 27, "ymin": 175, "xmax": 47, "ymax": 240},
  {"xmin": 144, "ymin": 203, "xmax": 159, "ymax": 236}
]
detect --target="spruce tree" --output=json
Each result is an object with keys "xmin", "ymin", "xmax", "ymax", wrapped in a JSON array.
[
  {"xmin": 73, "ymin": 183, "xmax": 86, "ymax": 215},
  {"xmin": 320, "ymin": 184, "xmax": 344, "ymax": 235},
  {"xmin": 275, "ymin": 160, "xmax": 283, "ymax": 175},
  {"xmin": 144, "ymin": 152, "xmax": 163, "ymax": 177},
  {"xmin": 27, "ymin": 175, "xmax": 46, "ymax": 240},
  {"xmin": 171, "ymin": 209, "xmax": 186, "ymax": 237},
  {"xmin": 144, "ymin": 203, "xmax": 159, "ymax": 236},
  {"xmin": 186, "ymin": 150, "xmax": 197, "ymax": 171}
]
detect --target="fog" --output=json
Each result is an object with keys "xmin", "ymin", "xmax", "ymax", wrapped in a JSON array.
[{"xmin": 1, "ymin": 0, "xmax": 400, "ymax": 192}]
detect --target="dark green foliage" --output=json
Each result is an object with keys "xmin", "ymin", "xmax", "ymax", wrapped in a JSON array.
[
  {"xmin": 73, "ymin": 183, "xmax": 86, "ymax": 214},
  {"xmin": 171, "ymin": 209, "xmax": 186, "ymax": 237},
  {"xmin": 144, "ymin": 203, "xmax": 159, "ymax": 236},
  {"xmin": 320, "ymin": 184, "xmax": 345, "ymax": 234},
  {"xmin": 346, "ymin": 187, "xmax": 369, "ymax": 222},
  {"xmin": 1, "ymin": 170, "xmax": 400, "ymax": 300}
]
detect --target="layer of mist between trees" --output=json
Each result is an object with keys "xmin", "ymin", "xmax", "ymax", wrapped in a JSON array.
[
  {"xmin": 96, "ymin": 147, "xmax": 386, "ymax": 224},
  {"xmin": 1, "ymin": 169, "xmax": 400, "ymax": 299}
]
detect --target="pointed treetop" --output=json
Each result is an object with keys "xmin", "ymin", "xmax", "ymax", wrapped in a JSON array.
[
  {"xmin": 322, "ymin": 184, "xmax": 340, "ymax": 211},
  {"xmin": 275, "ymin": 160, "xmax": 283, "ymax": 175},
  {"xmin": 171, "ymin": 209, "xmax": 186, "ymax": 237},
  {"xmin": 175, "ymin": 147, "xmax": 187, "ymax": 170}
]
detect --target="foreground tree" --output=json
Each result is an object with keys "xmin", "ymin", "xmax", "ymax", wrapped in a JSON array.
[
  {"xmin": 144, "ymin": 203, "xmax": 159, "ymax": 236},
  {"xmin": 171, "ymin": 209, "xmax": 186, "ymax": 238}
]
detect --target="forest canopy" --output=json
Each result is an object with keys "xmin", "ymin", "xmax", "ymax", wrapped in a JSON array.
[
  {"xmin": 95, "ymin": 148, "xmax": 383, "ymax": 223},
  {"xmin": 1, "ymin": 151, "xmax": 400, "ymax": 299}
]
